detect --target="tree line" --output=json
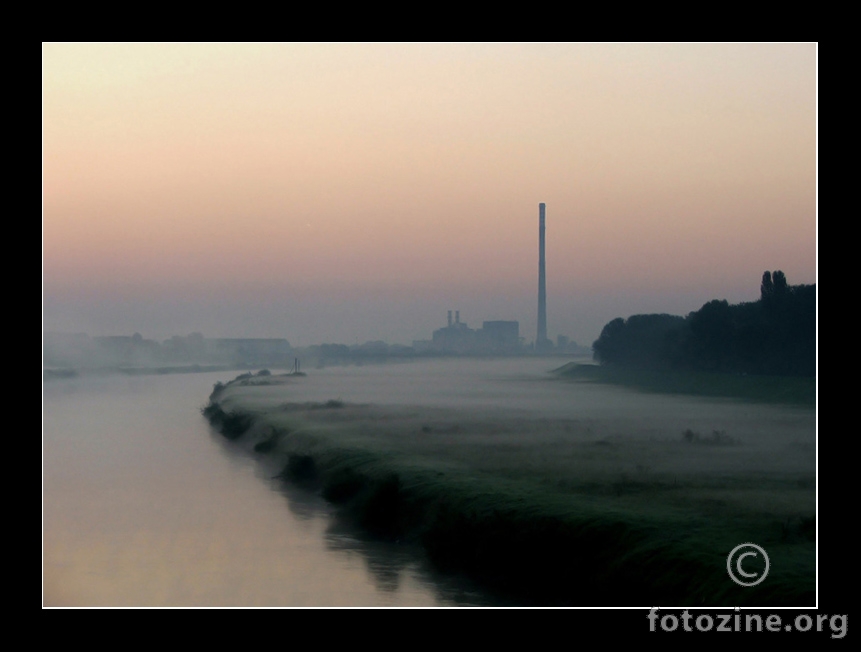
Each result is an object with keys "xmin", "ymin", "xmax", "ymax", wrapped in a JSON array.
[{"xmin": 592, "ymin": 271, "xmax": 815, "ymax": 377}]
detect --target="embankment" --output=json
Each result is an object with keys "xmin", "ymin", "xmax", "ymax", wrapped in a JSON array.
[{"xmin": 202, "ymin": 372, "xmax": 815, "ymax": 606}]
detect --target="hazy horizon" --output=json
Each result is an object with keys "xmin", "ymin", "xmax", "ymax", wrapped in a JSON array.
[{"xmin": 43, "ymin": 43, "xmax": 817, "ymax": 347}]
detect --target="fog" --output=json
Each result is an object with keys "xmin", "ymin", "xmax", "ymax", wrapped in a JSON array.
[
  {"xmin": 43, "ymin": 285, "xmax": 776, "ymax": 349},
  {"xmin": 205, "ymin": 359, "xmax": 814, "ymax": 604},
  {"xmin": 224, "ymin": 357, "xmax": 815, "ymax": 479}
]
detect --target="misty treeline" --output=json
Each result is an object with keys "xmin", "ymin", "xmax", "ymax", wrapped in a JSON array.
[{"xmin": 592, "ymin": 271, "xmax": 815, "ymax": 377}]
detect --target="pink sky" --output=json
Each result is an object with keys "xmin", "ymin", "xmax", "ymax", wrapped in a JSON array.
[{"xmin": 43, "ymin": 43, "xmax": 816, "ymax": 346}]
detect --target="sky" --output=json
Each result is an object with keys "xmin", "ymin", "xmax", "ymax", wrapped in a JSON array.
[{"xmin": 43, "ymin": 43, "xmax": 816, "ymax": 347}]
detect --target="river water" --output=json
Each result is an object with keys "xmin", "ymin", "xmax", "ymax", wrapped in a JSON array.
[
  {"xmin": 43, "ymin": 358, "xmax": 815, "ymax": 607},
  {"xmin": 43, "ymin": 367, "xmax": 498, "ymax": 607}
]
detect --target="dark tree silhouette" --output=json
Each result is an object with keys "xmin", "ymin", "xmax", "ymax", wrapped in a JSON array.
[
  {"xmin": 773, "ymin": 270, "xmax": 788, "ymax": 296},
  {"xmin": 761, "ymin": 271, "xmax": 774, "ymax": 301},
  {"xmin": 593, "ymin": 271, "xmax": 815, "ymax": 377}
]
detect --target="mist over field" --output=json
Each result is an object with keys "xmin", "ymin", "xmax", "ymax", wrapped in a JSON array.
[{"xmin": 200, "ymin": 360, "xmax": 814, "ymax": 605}]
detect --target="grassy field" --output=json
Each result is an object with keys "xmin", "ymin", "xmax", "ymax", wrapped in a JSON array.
[
  {"xmin": 554, "ymin": 362, "xmax": 816, "ymax": 408},
  {"xmin": 203, "ymin": 371, "xmax": 815, "ymax": 606}
]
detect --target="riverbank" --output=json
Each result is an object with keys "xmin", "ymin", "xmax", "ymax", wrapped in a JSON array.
[
  {"xmin": 203, "ymin": 370, "xmax": 815, "ymax": 606},
  {"xmin": 554, "ymin": 362, "xmax": 816, "ymax": 408}
]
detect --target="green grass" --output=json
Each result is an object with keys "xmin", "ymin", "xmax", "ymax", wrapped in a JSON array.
[
  {"xmin": 554, "ymin": 363, "xmax": 816, "ymax": 408},
  {"xmin": 201, "ymin": 374, "xmax": 815, "ymax": 606}
]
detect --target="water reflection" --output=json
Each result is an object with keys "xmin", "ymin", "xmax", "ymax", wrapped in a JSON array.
[
  {"xmin": 226, "ymin": 428, "xmax": 499, "ymax": 607},
  {"xmin": 44, "ymin": 370, "xmax": 492, "ymax": 606}
]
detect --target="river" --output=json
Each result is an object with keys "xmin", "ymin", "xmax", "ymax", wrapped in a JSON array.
[{"xmin": 43, "ymin": 366, "xmax": 501, "ymax": 606}]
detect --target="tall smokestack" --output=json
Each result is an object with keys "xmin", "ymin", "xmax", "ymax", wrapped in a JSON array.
[
  {"xmin": 448, "ymin": 310, "xmax": 453, "ymax": 328},
  {"xmin": 537, "ymin": 202, "xmax": 548, "ymax": 349}
]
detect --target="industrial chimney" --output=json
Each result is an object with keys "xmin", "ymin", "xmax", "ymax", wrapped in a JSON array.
[{"xmin": 537, "ymin": 202, "xmax": 548, "ymax": 350}]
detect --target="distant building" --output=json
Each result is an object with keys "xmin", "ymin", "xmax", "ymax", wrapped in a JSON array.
[
  {"xmin": 432, "ymin": 310, "xmax": 476, "ymax": 353},
  {"xmin": 162, "ymin": 333, "xmax": 206, "ymax": 362},
  {"xmin": 92, "ymin": 333, "xmax": 160, "ymax": 365},
  {"xmin": 478, "ymin": 321, "xmax": 520, "ymax": 353},
  {"xmin": 428, "ymin": 312, "xmax": 522, "ymax": 355},
  {"xmin": 210, "ymin": 338, "xmax": 292, "ymax": 365}
]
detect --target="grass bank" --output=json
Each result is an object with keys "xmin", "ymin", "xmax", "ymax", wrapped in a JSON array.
[
  {"xmin": 202, "ymin": 372, "xmax": 815, "ymax": 606},
  {"xmin": 554, "ymin": 363, "xmax": 816, "ymax": 408}
]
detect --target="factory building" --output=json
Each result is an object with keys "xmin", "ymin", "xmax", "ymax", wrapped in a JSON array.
[
  {"xmin": 478, "ymin": 321, "xmax": 520, "ymax": 353},
  {"xmin": 417, "ymin": 203, "xmax": 552, "ymax": 356},
  {"xmin": 429, "ymin": 311, "xmax": 521, "ymax": 355},
  {"xmin": 431, "ymin": 310, "xmax": 476, "ymax": 354}
]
